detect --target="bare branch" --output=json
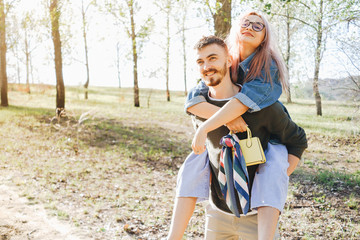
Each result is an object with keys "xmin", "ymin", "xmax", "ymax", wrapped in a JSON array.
[
  {"xmin": 338, "ymin": 46, "xmax": 360, "ymax": 72},
  {"xmin": 205, "ymin": 0, "xmax": 214, "ymax": 18},
  {"xmin": 274, "ymin": 13, "xmax": 316, "ymax": 30}
]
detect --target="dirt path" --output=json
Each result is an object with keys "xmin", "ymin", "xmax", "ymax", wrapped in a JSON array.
[{"xmin": 0, "ymin": 177, "xmax": 89, "ymax": 240}]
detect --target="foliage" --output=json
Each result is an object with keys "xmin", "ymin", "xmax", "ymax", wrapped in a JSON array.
[{"xmin": 104, "ymin": 0, "xmax": 154, "ymax": 52}]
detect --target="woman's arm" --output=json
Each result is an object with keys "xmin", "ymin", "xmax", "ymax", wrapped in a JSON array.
[
  {"xmin": 194, "ymin": 98, "xmax": 249, "ymax": 133},
  {"xmin": 191, "ymin": 98, "xmax": 249, "ymax": 154},
  {"xmin": 188, "ymin": 102, "xmax": 220, "ymax": 119},
  {"xmin": 287, "ymin": 154, "xmax": 300, "ymax": 176}
]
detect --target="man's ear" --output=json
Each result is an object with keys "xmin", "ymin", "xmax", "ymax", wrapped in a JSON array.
[{"xmin": 227, "ymin": 54, "xmax": 233, "ymax": 68}]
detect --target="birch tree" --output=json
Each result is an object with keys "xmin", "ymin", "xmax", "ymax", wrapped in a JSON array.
[
  {"xmin": 20, "ymin": 12, "xmax": 40, "ymax": 93},
  {"xmin": 260, "ymin": 0, "xmax": 301, "ymax": 103},
  {"xmin": 81, "ymin": 0, "xmax": 95, "ymax": 100},
  {"xmin": 175, "ymin": 0, "xmax": 190, "ymax": 96},
  {"xmin": 105, "ymin": 0, "xmax": 153, "ymax": 107},
  {"xmin": 156, "ymin": 0, "xmax": 174, "ymax": 102},
  {"xmin": 275, "ymin": 0, "xmax": 359, "ymax": 115},
  {"xmin": 335, "ymin": 19, "xmax": 360, "ymax": 101}
]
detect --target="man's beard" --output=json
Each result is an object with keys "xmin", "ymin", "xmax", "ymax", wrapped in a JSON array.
[{"xmin": 203, "ymin": 63, "xmax": 228, "ymax": 87}]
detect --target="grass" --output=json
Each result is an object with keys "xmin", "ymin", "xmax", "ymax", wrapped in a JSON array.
[
  {"xmin": 314, "ymin": 170, "xmax": 360, "ymax": 188},
  {"xmin": 0, "ymin": 84, "xmax": 359, "ymax": 239}
]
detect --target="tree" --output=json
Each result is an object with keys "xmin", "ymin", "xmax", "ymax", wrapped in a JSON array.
[
  {"xmin": 276, "ymin": 0, "xmax": 359, "ymax": 115},
  {"xmin": 0, "ymin": 0, "xmax": 8, "ymax": 107},
  {"xmin": 23, "ymin": 16, "xmax": 31, "ymax": 93},
  {"xmin": 164, "ymin": 0, "xmax": 171, "ymax": 102},
  {"xmin": 7, "ymin": 14, "xmax": 21, "ymax": 85},
  {"xmin": 175, "ymin": 0, "xmax": 190, "ymax": 96},
  {"xmin": 116, "ymin": 41, "xmax": 121, "ymax": 88},
  {"xmin": 156, "ymin": 0, "xmax": 174, "ymax": 102},
  {"xmin": 335, "ymin": 20, "xmax": 360, "ymax": 101},
  {"xmin": 49, "ymin": 0, "xmax": 65, "ymax": 113},
  {"xmin": 206, "ymin": 0, "xmax": 232, "ymax": 37},
  {"xmin": 283, "ymin": 4, "xmax": 292, "ymax": 103},
  {"xmin": 81, "ymin": 0, "xmax": 94, "ymax": 100},
  {"xmin": 261, "ymin": 0, "xmax": 300, "ymax": 103},
  {"xmin": 105, "ymin": 0, "xmax": 153, "ymax": 107},
  {"xmin": 21, "ymin": 12, "xmax": 39, "ymax": 94}
]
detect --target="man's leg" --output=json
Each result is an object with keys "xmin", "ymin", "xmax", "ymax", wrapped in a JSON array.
[
  {"xmin": 204, "ymin": 204, "xmax": 240, "ymax": 240},
  {"xmin": 167, "ymin": 197, "xmax": 197, "ymax": 240},
  {"xmin": 234, "ymin": 213, "xmax": 280, "ymax": 240}
]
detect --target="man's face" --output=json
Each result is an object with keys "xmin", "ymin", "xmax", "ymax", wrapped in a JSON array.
[{"xmin": 196, "ymin": 44, "xmax": 230, "ymax": 87}]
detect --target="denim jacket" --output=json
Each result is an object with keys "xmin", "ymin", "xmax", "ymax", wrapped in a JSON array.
[{"xmin": 185, "ymin": 52, "xmax": 282, "ymax": 113}]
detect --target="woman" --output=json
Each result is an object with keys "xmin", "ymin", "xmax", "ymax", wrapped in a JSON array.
[{"xmin": 168, "ymin": 12, "xmax": 306, "ymax": 240}]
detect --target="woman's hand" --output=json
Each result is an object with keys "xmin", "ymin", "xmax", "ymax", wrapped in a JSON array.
[
  {"xmin": 225, "ymin": 116, "xmax": 247, "ymax": 133},
  {"xmin": 192, "ymin": 126, "xmax": 207, "ymax": 154}
]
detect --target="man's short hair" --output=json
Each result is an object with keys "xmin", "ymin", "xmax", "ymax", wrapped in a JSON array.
[{"xmin": 194, "ymin": 35, "xmax": 228, "ymax": 53}]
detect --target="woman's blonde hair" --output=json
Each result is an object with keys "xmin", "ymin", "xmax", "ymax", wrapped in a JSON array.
[{"xmin": 226, "ymin": 12, "xmax": 288, "ymax": 92}]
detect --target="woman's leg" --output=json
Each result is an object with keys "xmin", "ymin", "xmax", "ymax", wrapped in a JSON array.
[
  {"xmin": 257, "ymin": 206, "xmax": 280, "ymax": 240},
  {"xmin": 167, "ymin": 197, "xmax": 197, "ymax": 240},
  {"xmin": 251, "ymin": 143, "xmax": 289, "ymax": 240},
  {"xmin": 168, "ymin": 150, "xmax": 210, "ymax": 239}
]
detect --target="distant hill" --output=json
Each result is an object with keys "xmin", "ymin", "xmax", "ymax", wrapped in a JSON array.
[{"xmin": 292, "ymin": 76, "xmax": 360, "ymax": 101}]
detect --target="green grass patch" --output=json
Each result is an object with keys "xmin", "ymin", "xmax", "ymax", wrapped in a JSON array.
[{"xmin": 313, "ymin": 170, "xmax": 360, "ymax": 189}]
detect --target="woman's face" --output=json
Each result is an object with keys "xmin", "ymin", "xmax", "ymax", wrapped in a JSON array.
[{"xmin": 239, "ymin": 14, "xmax": 266, "ymax": 49}]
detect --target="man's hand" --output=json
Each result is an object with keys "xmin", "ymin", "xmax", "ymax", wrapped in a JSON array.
[
  {"xmin": 226, "ymin": 116, "xmax": 247, "ymax": 133},
  {"xmin": 192, "ymin": 126, "xmax": 207, "ymax": 155}
]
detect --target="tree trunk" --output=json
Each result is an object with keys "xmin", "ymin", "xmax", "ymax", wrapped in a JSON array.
[
  {"xmin": 165, "ymin": 1, "xmax": 170, "ymax": 102},
  {"xmin": 30, "ymin": 52, "xmax": 34, "ymax": 84},
  {"xmin": 285, "ymin": 6, "xmax": 291, "ymax": 103},
  {"xmin": 82, "ymin": 0, "xmax": 90, "ymax": 100},
  {"xmin": 0, "ymin": 0, "xmax": 8, "ymax": 107},
  {"xmin": 213, "ymin": 0, "xmax": 231, "ymax": 38},
  {"xmin": 116, "ymin": 42, "xmax": 121, "ymax": 88},
  {"xmin": 50, "ymin": 0, "xmax": 65, "ymax": 111},
  {"xmin": 16, "ymin": 56, "xmax": 20, "ymax": 84},
  {"xmin": 313, "ymin": 0, "xmax": 323, "ymax": 116},
  {"xmin": 129, "ymin": 0, "xmax": 139, "ymax": 107},
  {"xmin": 182, "ymin": 16, "xmax": 187, "ymax": 96},
  {"xmin": 25, "ymin": 28, "xmax": 30, "ymax": 94}
]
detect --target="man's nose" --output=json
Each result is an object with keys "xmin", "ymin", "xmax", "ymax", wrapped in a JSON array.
[{"xmin": 203, "ymin": 62, "xmax": 210, "ymax": 71}]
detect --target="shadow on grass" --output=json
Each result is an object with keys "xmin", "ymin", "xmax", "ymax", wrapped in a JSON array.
[
  {"xmin": 77, "ymin": 118, "xmax": 191, "ymax": 170},
  {"xmin": 1, "ymin": 105, "xmax": 55, "ymax": 116},
  {"xmin": 3, "ymin": 105, "xmax": 191, "ymax": 171}
]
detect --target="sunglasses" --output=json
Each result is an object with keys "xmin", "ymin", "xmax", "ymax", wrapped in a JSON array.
[{"xmin": 241, "ymin": 19, "xmax": 265, "ymax": 32}]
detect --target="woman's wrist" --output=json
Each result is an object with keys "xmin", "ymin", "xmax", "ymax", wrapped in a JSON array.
[{"xmin": 198, "ymin": 122, "xmax": 210, "ymax": 134}]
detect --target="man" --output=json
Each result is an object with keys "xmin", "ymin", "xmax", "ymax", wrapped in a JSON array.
[{"xmin": 182, "ymin": 35, "xmax": 307, "ymax": 239}]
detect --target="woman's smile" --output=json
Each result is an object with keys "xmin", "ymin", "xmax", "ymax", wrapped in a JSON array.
[{"xmin": 242, "ymin": 31, "xmax": 254, "ymax": 37}]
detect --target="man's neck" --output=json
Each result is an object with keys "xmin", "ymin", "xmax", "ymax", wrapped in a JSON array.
[
  {"xmin": 209, "ymin": 74, "xmax": 239, "ymax": 99},
  {"xmin": 239, "ymin": 45, "xmax": 256, "ymax": 62}
]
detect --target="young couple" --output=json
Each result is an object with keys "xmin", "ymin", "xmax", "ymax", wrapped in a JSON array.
[{"xmin": 167, "ymin": 12, "xmax": 307, "ymax": 240}]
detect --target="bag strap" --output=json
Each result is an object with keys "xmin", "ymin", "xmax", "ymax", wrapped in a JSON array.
[
  {"xmin": 229, "ymin": 127, "xmax": 253, "ymax": 148},
  {"xmin": 245, "ymin": 126, "xmax": 253, "ymax": 148}
]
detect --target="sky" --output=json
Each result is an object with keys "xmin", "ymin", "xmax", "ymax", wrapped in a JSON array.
[{"xmin": 7, "ymin": 0, "xmax": 359, "ymax": 93}]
